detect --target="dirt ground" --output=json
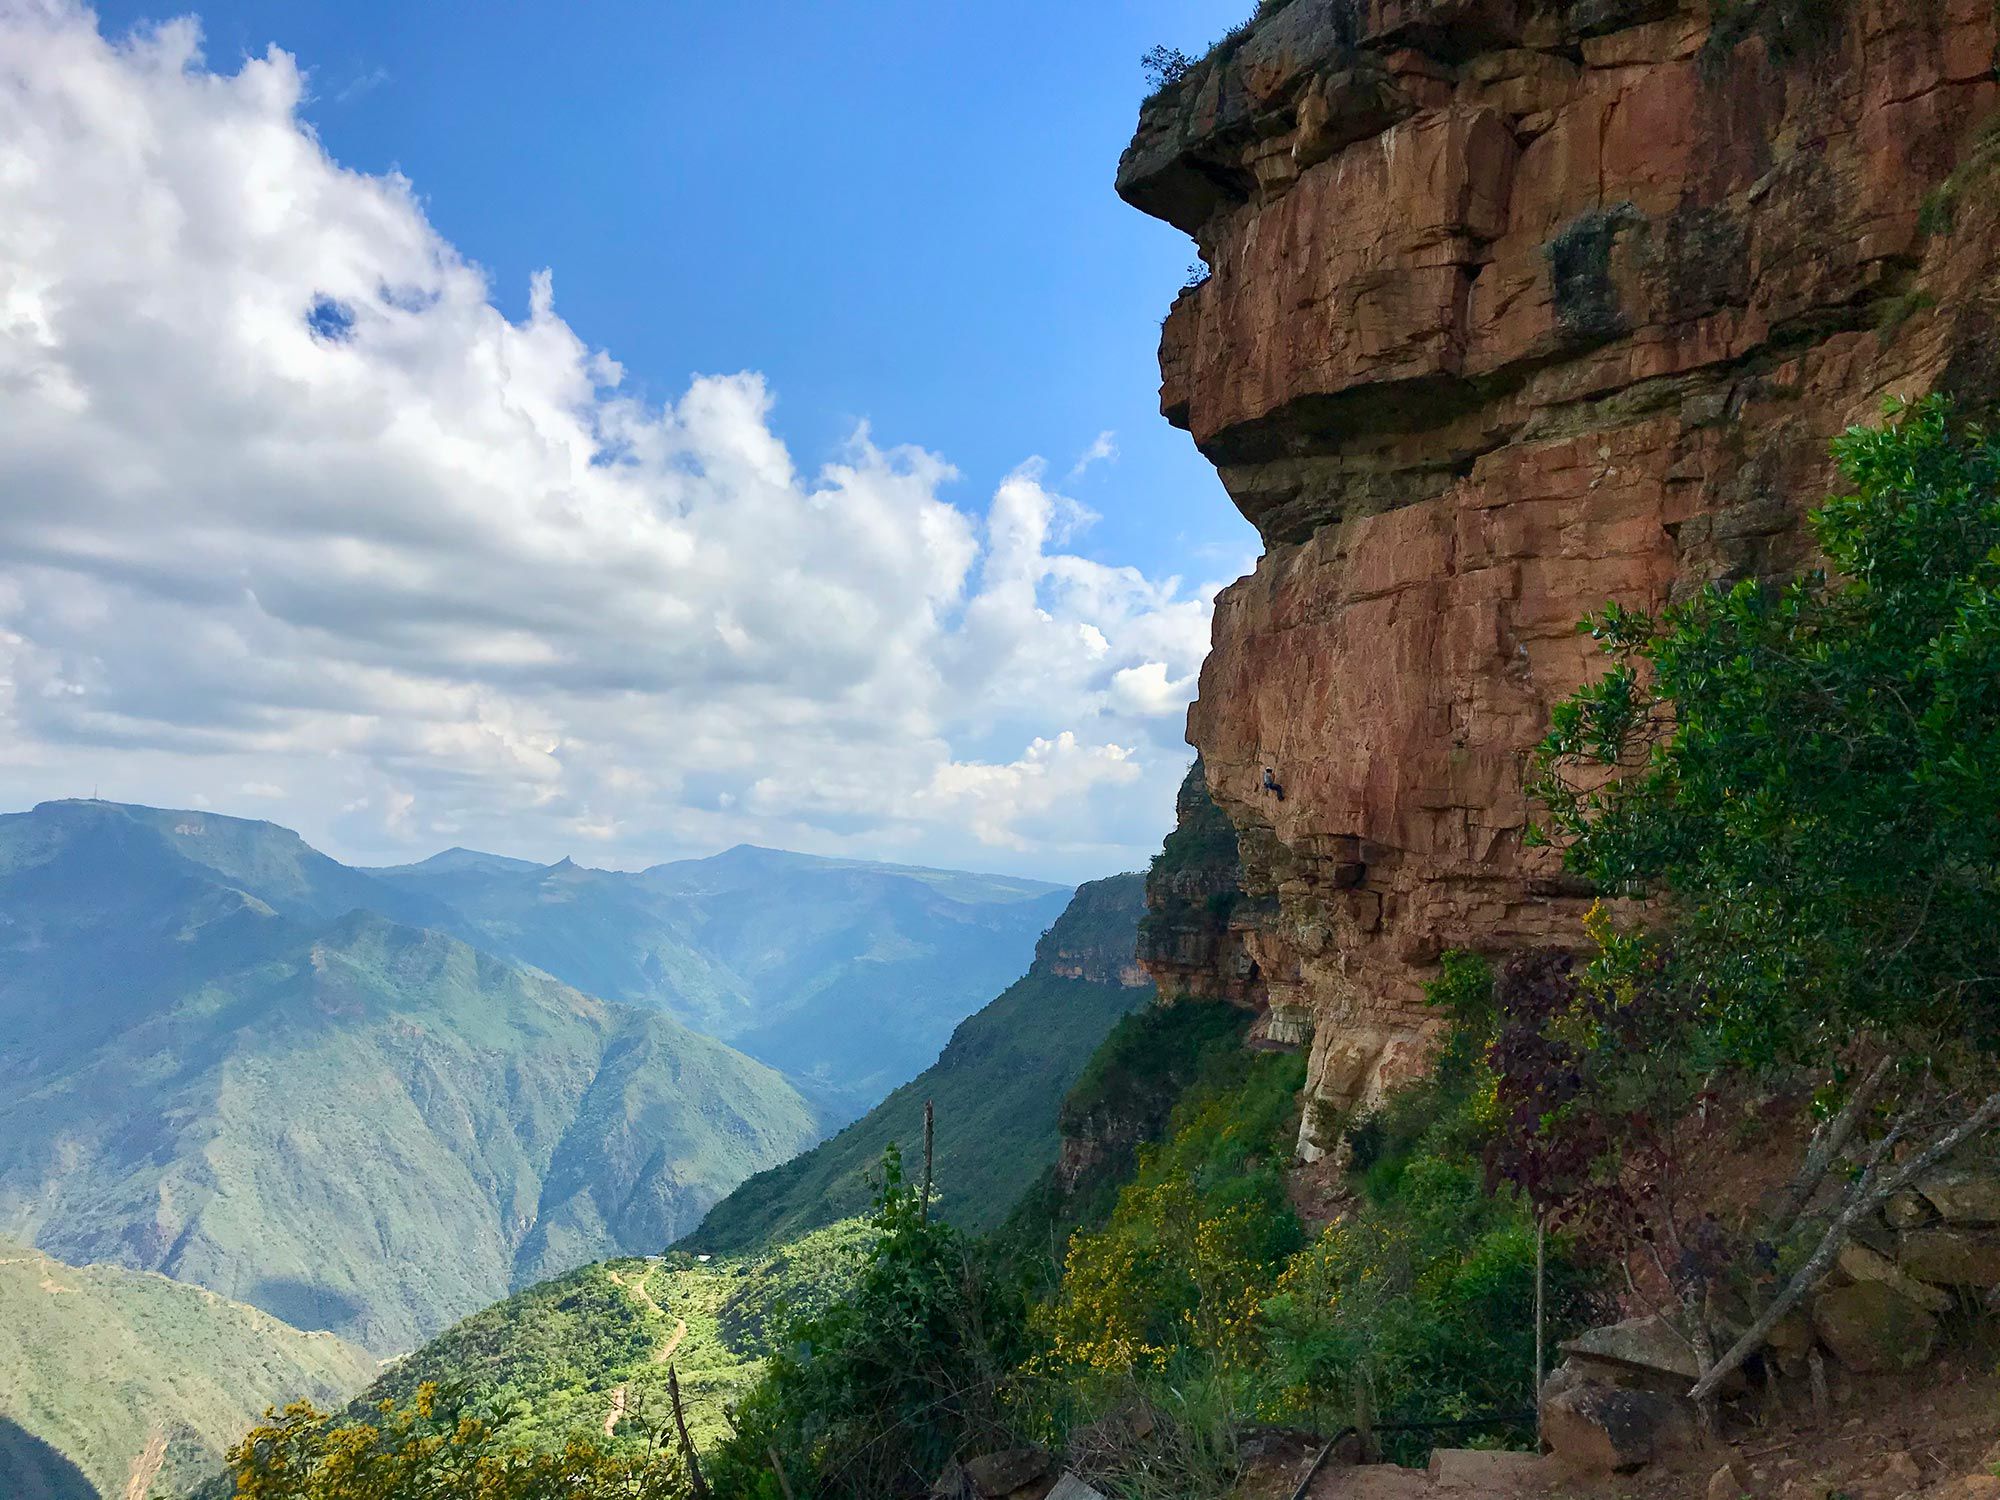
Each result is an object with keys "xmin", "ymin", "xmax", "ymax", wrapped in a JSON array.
[{"xmin": 1234, "ymin": 1349, "xmax": 2000, "ymax": 1500}]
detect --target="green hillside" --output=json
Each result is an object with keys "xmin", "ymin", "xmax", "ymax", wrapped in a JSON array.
[
  {"xmin": 370, "ymin": 843, "xmax": 1073, "ymax": 1113},
  {"xmin": 0, "ymin": 1239, "xmax": 376, "ymax": 1500},
  {"xmin": 357, "ymin": 1221, "xmax": 873, "ymax": 1459},
  {"xmin": 0, "ymin": 802, "xmax": 824, "ymax": 1354},
  {"xmin": 685, "ymin": 874, "xmax": 1152, "ymax": 1254}
]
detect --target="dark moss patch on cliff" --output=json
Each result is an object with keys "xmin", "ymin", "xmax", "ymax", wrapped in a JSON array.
[
  {"xmin": 1699, "ymin": 0, "xmax": 1850, "ymax": 78},
  {"xmin": 1663, "ymin": 204, "xmax": 1752, "ymax": 323},
  {"xmin": 1918, "ymin": 114, "xmax": 2000, "ymax": 239},
  {"xmin": 1547, "ymin": 203, "xmax": 1643, "ymax": 346},
  {"xmin": 1568, "ymin": 0, "xmax": 1680, "ymax": 37}
]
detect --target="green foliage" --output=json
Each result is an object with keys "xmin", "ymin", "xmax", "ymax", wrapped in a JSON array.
[
  {"xmin": 1139, "ymin": 44, "xmax": 1195, "ymax": 93},
  {"xmin": 1267, "ymin": 959, "xmax": 1590, "ymax": 1455},
  {"xmin": 360, "ymin": 1225, "xmax": 874, "ymax": 1462},
  {"xmin": 1035, "ymin": 1049, "xmax": 1306, "ymax": 1374},
  {"xmin": 1143, "ymin": 765, "xmax": 1241, "ymax": 881},
  {"xmin": 1060, "ymin": 1001, "xmax": 1251, "ymax": 1141},
  {"xmin": 0, "ymin": 1240, "xmax": 377, "ymax": 1500},
  {"xmin": 688, "ymin": 877, "xmax": 1150, "ymax": 1254},
  {"xmin": 1530, "ymin": 397, "xmax": 2000, "ymax": 1068},
  {"xmin": 707, "ymin": 1148, "xmax": 1029, "ymax": 1500},
  {"xmin": 219, "ymin": 1384, "xmax": 684, "ymax": 1500},
  {"xmin": 986, "ymin": 1000, "xmax": 1255, "ymax": 1275}
]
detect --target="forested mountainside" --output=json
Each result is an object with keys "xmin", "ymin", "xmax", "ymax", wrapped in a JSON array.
[
  {"xmin": 0, "ymin": 800, "xmax": 822, "ymax": 1353},
  {"xmin": 370, "ymin": 842, "xmax": 1072, "ymax": 1112},
  {"xmin": 686, "ymin": 873, "xmax": 1152, "ymax": 1254},
  {"xmin": 0, "ymin": 1239, "xmax": 376, "ymax": 1500},
  {"xmin": 340, "ymin": 1223, "xmax": 873, "ymax": 1470}
]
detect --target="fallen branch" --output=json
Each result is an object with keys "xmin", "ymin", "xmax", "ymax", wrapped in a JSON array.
[{"xmin": 1688, "ymin": 1087, "xmax": 2000, "ymax": 1403}]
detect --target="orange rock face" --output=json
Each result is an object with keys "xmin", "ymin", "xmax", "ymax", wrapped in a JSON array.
[{"xmin": 1120, "ymin": 0, "xmax": 2000, "ymax": 1151}]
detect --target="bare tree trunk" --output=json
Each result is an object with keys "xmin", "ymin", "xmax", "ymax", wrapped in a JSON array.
[
  {"xmin": 1764, "ymin": 1055, "xmax": 1894, "ymax": 1238},
  {"xmin": 768, "ymin": 1445, "xmax": 798, "ymax": 1500},
  {"xmin": 1688, "ymin": 1087, "xmax": 2000, "ymax": 1404},
  {"xmin": 669, "ymin": 1365, "xmax": 712, "ymax": 1500},
  {"xmin": 921, "ymin": 1098, "xmax": 935, "ymax": 1225},
  {"xmin": 1534, "ymin": 1216, "xmax": 1546, "ymax": 1446}
]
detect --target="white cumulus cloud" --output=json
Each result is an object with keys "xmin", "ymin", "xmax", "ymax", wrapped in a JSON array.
[{"xmin": 0, "ymin": 4, "xmax": 1227, "ymax": 877}]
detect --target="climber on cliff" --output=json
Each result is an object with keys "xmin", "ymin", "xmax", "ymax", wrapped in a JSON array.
[{"xmin": 1263, "ymin": 767, "xmax": 1285, "ymax": 801}]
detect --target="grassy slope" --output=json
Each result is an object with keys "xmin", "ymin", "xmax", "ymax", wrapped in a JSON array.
[
  {"xmin": 362, "ymin": 1221, "xmax": 873, "ymax": 1455},
  {"xmin": 685, "ymin": 874, "xmax": 1152, "ymax": 1255},
  {"xmin": 0, "ymin": 803, "xmax": 824, "ymax": 1354},
  {"xmin": 0, "ymin": 1240, "xmax": 376, "ymax": 1500}
]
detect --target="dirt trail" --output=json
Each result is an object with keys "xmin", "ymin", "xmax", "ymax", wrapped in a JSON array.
[
  {"xmin": 656, "ymin": 1318, "xmax": 686, "ymax": 1365},
  {"xmin": 606, "ymin": 1267, "xmax": 686, "ymax": 1364},
  {"xmin": 124, "ymin": 1426, "xmax": 167, "ymax": 1500},
  {"xmin": 603, "ymin": 1385, "xmax": 627, "ymax": 1437}
]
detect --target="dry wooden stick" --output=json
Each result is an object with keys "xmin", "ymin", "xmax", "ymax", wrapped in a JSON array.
[{"xmin": 668, "ymin": 1364, "xmax": 712, "ymax": 1500}]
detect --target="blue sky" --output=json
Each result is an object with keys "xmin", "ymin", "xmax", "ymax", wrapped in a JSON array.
[
  {"xmin": 97, "ymin": 0, "xmax": 1258, "ymax": 579},
  {"xmin": 0, "ymin": 1, "xmax": 1261, "ymax": 882}
]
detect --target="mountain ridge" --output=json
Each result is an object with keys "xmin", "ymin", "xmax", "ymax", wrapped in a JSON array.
[
  {"xmin": 0, "ymin": 801, "xmax": 826, "ymax": 1354},
  {"xmin": 684, "ymin": 872, "xmax": 1154, "ymax": 1255}
]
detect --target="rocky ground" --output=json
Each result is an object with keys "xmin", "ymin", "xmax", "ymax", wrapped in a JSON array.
[{"xmin": 1227, "ymin": 1350, "xmax": 2000, "ymax": 1500}]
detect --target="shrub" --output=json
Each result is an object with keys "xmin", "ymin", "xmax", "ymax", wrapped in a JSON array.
[
  {"xmin": 1530, "ymin": 397, "xmax": 2000, "ymax": 1065},
  {"xmin": 1034, "ymin": 1049, "xmax": 1306, "ymax": 1376},
  {"xmin": 1140, "ymin": 45, "xmax": 1195, "ymax": 94},
  {"xmin": 1528, "ymin": 398, "xmax": 2000, "ymax": 1402},
  {"xmin": 1032, "ymin": 1048, "xmax": 1312, "ymax": 1384},
  {"xmin": 218, "ymin": 1383, "xmax": 684, "ymax": 1500},
  {"xmin": 706, "ymin": 1146, "xmax": 1028, "ymax": 1500},
  {"xmin": 1268, "ymin": 958, "xmax": 1593, "ymax": 1453}
]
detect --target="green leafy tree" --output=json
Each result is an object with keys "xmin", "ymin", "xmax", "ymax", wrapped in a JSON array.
[
  {"xmin": 706, "ymin": 1145, "xmax": 1028, "ymax": 1500},
  {"xmin": 1528, "ymin": 397, "xmax": 2000, "ymax": 1402},
  {"xmin": 219, "ymin": 1382, "xmax": 685, "ymax": 1500},
  {"xmin": 1530, "ymin": 396, "xmax": 2000, "ymax": 1062}
]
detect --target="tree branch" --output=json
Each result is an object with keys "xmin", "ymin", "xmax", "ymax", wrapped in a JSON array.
[
  {"xmin": 1764, "ymin": 1055, "xmax": 1894, "ymax": 1241},
  {"xmin": 1688, "ymin": 1087, "xmax": 2000, "ymax": 1403}
]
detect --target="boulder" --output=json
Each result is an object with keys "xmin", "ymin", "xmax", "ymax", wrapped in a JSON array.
[
  {"xmin": 1764, "ymin": 1307, "xmax": 1816, "ymax": 1368},
  {"xmin": 960, "ymin": 1448, "xmax": 1056, "ymax": 1500},
  {"xmin": 1707, "ymin": 1461, "xmax": 1748, "ymax": 1500},
  {"xmin": 1542, "ymin": 1382, "xmax": 1698, "ymax": 1472},
  {"xmin": 1043, "ymin": 1478, "xmax": 1106, "ymax": 1500},
  {"xmin": 1561, "ymin": 1313, "xmax": 1703, "ymax": 1384},
  {"xmin": 1915, "ymin": 1168, "xmax": 2000, "ymax": 1226},
  {"xmin": 1885, "ymin": 1189, "xmax": 1938, "ymax": 1229},
  {"xmin": 1811, "ymin": 1282, "xmax": 1939, "ymax": 1372},
  {"xmin": 1837, "ymin": 1240, "xmax": 1953, "ymax": 1313},
  {"xmin": 1882, "ymin": 1451, "xmax": 1924, "ymax": 1490},
  {"xmin": 1900, "ymin": 1226, "xmax": 2000, "ymax": 1286}
]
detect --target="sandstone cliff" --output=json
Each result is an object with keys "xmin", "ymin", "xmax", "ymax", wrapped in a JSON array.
[
  {"xmin": 1036, "ymin": 872, "xmax": 1155, "ymax": 989},
  {"xmin": 1122, "ymin": 0, "xmax": 2000, "ymax": 1153}
]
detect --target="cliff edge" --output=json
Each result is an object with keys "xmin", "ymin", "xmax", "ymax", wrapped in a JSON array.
[{"xmin": 1122, "ymin": 0, "xmax": 2000, "ymax": 1153}]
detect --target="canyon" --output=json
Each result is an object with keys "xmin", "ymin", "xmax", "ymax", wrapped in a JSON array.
[{"xmin": 1124, "ymin": 0, "xmax": 2000, "ymax": 1154}]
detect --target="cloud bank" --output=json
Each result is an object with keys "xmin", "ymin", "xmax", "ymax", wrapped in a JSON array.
[{"xmin": 0, "ymin": 4, "xmax": 1222, "ymax": 876}]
